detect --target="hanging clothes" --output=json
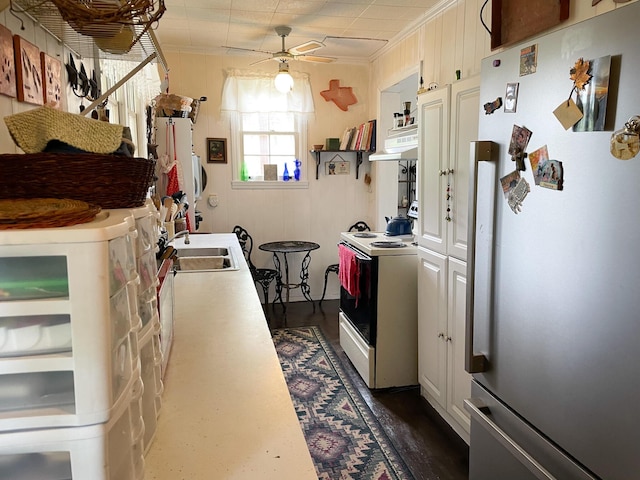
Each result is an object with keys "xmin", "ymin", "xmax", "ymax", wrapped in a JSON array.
[{"xmin": 156, "ymin": 121, "xmax": 191, "ymax": 231}]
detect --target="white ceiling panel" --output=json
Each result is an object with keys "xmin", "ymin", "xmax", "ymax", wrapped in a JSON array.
[{"xmin": 154, "ymin": 0, "xmax": 445, "ymax": 60}]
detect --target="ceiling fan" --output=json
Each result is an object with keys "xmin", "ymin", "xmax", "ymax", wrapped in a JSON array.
[{"xmin": 223, "ymin": 26, "xmax": 336, "ymax": 65}]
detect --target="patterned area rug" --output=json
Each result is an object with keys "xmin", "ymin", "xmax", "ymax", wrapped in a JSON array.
[{"xmin": 273, "ymin": 326, "xmax": 414, "ymax": 480}]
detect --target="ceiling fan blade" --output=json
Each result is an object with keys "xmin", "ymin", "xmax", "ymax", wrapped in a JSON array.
[
  {"xmin": 249, "ymin": 57, "xmax": 276, "ymax": 66},
  {"xmin": 296, "ymin": 55, "xmax": 336, "ymax": 63},
  {"xmin": 222, "ymin": 45, "xmax": 273, "ymax": 55},
  {"xmin": 289, "ymin": 40, "xmax": 324, "ymax": 55}
]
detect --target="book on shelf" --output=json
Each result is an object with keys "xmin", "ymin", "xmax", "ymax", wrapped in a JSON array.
[
  {"xmin": 340, "ymin": 127, "xmax": 355, "ymax": 150},
  {"xmin": 335, "ymin": 119, "xmax": 377, "ymax": 151}
]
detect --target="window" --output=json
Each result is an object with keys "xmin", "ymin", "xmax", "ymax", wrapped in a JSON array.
[
  {"xmin": 241, "ymin": 112, "xmax": 302, "ymax": 181},
  {"xmin": 221, "ymin": 69, "xmax": 314, "ymax": 188}
]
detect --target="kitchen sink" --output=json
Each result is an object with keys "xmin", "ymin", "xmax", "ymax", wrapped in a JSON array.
[
  {"xmin": 173, "ymin": 247, "xmax": 229, "ymax": 257},
  {"xmin": 172, "ymin": 246, "xmax": 239, "ymax": 272}
]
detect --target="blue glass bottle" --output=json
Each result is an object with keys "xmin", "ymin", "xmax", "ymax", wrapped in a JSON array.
[
  {"xmin": 294, "ymin": 159, "xmax": 301, "ymax": 181},
  {"xmin": 283, "ymin": 162, "xmax": 290, "ymax": 181}
]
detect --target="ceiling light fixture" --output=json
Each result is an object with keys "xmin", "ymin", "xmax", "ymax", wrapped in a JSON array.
[{"xmin": 274, "ymin": 61, "xmax": 294, "ymax": 93}]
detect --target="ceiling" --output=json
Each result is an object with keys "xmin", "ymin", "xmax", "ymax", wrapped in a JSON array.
[{"xmin": 155, "ymin": 0, "xmax": 445, "ymax": 62}]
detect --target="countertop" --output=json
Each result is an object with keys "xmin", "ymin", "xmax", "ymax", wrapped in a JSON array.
[{"xmin": 144, "ymin": 233, "xmax": 316, "ymax": 479}]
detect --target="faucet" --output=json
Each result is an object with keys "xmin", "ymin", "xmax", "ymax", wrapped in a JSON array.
[{"xmin": 167, "ymin": 230, "xmax": 190, "ymax": 244}]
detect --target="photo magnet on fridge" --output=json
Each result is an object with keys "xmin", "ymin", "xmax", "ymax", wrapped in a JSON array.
[
  {"xmin": 539, "ymin": 160, "xmax": 563, "ymax": 190},
  {"xmin": 500, "ymin": 170, "xmax": 530, "ymax": 214},
  {"xmin": 500, "ymin": 170, "xmax": 521, "ymax": 199},
  {"xmin": 529, "ymin": 145, "xmax": 564, "ymax": 191},
  {"xmin": 529, "ymin": 145, "xmax": 549, "ymax": 185},
  {"xmin": 508, "ymin": 125, "xmax": 532, "ymax": 170},
  {"xmin": 504, "ymin": 83, "xmax": 519, "ymax": 113}
]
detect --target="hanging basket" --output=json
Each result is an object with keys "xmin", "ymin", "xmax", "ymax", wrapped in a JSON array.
[{"xmin": 51, "ymin": 0, "xmax": 166, "ymax": 40}]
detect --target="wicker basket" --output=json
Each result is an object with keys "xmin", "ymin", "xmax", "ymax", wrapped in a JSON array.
[
  {"xmin": 0, "ymin": 153, "xmax": 155, "ymax": 209},
  {"xmin": 0, "ymin": 198, "xmax": 101, "ymax": 230}
]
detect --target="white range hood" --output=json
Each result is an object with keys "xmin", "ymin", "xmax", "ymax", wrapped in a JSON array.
[{"xmin": 369, "ymin": 125, "xmax": 418, "ymax": 161}]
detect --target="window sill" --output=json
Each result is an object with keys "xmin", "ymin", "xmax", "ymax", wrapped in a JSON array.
[{"xmin": 232, "ymin": 180, "xmax": 309, "ymax": 190}]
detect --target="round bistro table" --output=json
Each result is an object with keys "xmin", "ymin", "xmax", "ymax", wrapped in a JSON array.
[{"xmin": 258, "ymin": 240, "xmax": 320, "ymax": 312}]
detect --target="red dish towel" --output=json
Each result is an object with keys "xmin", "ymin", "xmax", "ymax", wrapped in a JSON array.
[{"xmin": 338, "ymin": 244, "xmax": 359, "ymax": 298}]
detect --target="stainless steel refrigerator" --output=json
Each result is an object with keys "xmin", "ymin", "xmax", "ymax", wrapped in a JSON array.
[{"xmin": 465, "ymin": 4, "xmax": 640, "ymax": 480}]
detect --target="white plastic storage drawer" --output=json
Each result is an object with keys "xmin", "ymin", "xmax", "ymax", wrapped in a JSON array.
[
  {"xmin": 108, "ymin": 234, "xmax": 137, "ymax": 295},
  {"xmin": 133, "ymin": 213, "xmax": 157, "ymax": 259},
  {"xmin": 129, "ymin": 200, "xmax": 160, "ymax": 260},
  {"xmin": 137, "ymin": 250, "xmax": 158, "ymax": 293},
  {"xmin": 0, "ymin": 256, "xmax": 68, "ymax": 301},
  {"xmin": 138, "ymin": 325, "xmax": 163, "ymax": 454},
  {"xmin": 0, "ymin": 370, "xmax": 74, "ymax": 411},
  {"xmin": 0, "ymin": 314, "xmax": 71, "ymax": 357},
  {"xmin": 0, "ymin": 383, "xmax": 145, "ymax": 480},
  {"xmin": 138, "ymin": 285, "xmax": 159, "ymax": 329},
  {"xmin": 0, "ymin": 324, "xmax": 139, "ymax": 432}
]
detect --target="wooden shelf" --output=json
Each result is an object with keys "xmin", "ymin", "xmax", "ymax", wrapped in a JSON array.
[{"xmin": 310, "ymin": 150, "xmax": 372, "ymax": 180}]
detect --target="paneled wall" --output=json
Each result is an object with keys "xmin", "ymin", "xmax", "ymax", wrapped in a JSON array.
[{"xmin": 0, "ymin": 9, "xmax": 89, "ymax": 152}]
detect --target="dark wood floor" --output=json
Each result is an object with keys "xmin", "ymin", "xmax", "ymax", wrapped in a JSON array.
[{"xmin": 267, "ymin": 299, "xmax": 469, "ymax": 480}]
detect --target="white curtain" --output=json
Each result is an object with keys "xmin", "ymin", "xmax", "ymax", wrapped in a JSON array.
[
  {"xmin": 221, "ymin": 69, "xmax": 315, "ymax": 115},
  {"xmin": 100, "ymin": 59, "xmax": 161, "ymax": 107}
]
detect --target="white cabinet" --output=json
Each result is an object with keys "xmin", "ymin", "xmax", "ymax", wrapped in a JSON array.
[
  {"xmin": 418, "ymin": 249, "xmax": 471, "ymax": 443},
  {"xmin": 417, "ymin": 76, "xmax": 480, "ymax": 261},
  {"xmin": 417, "ymin": 86, "xmax": 449, "ymax": 254},
  {"xmin": 416, "ymin": 76, "xmax": 479, "ymax": 444}
]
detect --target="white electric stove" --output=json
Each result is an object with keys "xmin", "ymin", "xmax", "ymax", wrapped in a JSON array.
[
  {"xmin": 339, "ymin": 231, "xmax": 417, "ymax": 257},
  {"xmin": 338, "ymin": 231, "xmax": 418, "ymax": 389}
]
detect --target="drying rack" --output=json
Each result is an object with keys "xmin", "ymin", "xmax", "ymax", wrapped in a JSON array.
[{"xmin": 9, "ymin": 0, "xmax": 167, "ymax": 70}]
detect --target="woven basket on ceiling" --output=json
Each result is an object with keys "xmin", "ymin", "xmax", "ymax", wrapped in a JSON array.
[{"xmin": 51, "ymin": 0, "xmax": 165, "ymax": 39}]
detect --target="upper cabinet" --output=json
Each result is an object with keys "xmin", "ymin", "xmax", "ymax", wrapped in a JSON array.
[
  {"xmin": 417, "ymin": 76, "xmax": 480, "ymax": 261},
  {"xmin": 416, "ymin": 85, "xmax": 450, "ymax": 254}
]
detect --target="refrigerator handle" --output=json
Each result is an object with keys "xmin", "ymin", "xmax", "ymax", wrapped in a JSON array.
[
  {"xmin": 464, "ymin": 398, "xmax": 558, "ymax": 480},
  {"xmin": 465, "ymin": 141, "xmax": 496, "ymax": 373}
]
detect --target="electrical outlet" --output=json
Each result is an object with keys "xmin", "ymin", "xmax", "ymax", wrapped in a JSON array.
[{"xmin": 207, "ymin": 194, "xmax": 218, "ymax": 207}]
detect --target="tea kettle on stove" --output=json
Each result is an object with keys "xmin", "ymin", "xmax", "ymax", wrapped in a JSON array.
[{"xmin": 384, "ymin": 214, "xmax": 413, "ymax": 236}]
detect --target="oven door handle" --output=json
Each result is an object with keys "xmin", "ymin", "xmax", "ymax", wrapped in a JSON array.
[{"xmin": 338, "ymin": 241, "xmax": 372, "ymax": 262}]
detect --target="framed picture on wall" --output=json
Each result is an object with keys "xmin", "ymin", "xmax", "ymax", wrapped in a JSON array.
[
  {"xmin": 0, "ymin": 24, "xmax": 16, "ymax": 98},
  {"xmin": 207, "ymin": 138, "xmax": 227, "ymax": 164},
  {"xmin": 325, "ymin": 158, "xmax": 350, "ymax": 175},
  {"xmin": 41, "ymin": 52, "xmax": 62, "ymax": 109},
  {"xmin": 13, "ymin": 35, "xmax": 43, "ymax": 105}
]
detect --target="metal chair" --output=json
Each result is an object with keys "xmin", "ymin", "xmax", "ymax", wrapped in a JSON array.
[
  {"xmin": 233, "ymin": 226, "xmax": 279, "ymax": 322},
  {"xmin": 319, "ymin": 221, "xmax": 370, "ymax": 305}
]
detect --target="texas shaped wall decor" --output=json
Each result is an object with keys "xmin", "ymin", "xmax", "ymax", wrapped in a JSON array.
[{"xmin": 320, "ymin": 79, "xmax": 357, "ymax": 111}]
